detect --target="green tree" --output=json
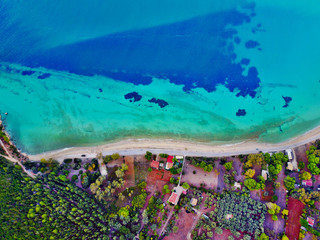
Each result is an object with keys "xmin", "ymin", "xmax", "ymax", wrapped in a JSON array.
[
  {"xmin": 215, "ymin": 227, "xmax": 223, "ymax": 235},
  {"xmin": 162, "ymin": 185, "xmax": 170, "ymax": 194},
  {"xmin": 181, "ymin": 182, "xmax": 190, "ymax": 190},
  {"xmin": 298, "ymin": 161, "xmax": 305, "ymax": 170},
  {"xmin": 118, "ymin": 206, "xmax": 130, "ymax": 217},
  {"xmin": 244, "ymin": 169, "xmax": 255, "ymax": 178},
  {"xmin": 145, "ymin": 151, "xmax": 152, "ymax": 161},
  {"xmin": 131, "ymin": 193, "xmax": 147, "ymax": 208},
  {"xmin": 111, "ymin": 153, "xmax": 120, "ymax": 160},
  {"xmin": 259, "ymin": 233, "xmax": 269, "ymax": 240},
  {"xmin": 284, "ymin": 176, "xmax": 296, "ymax": 190},
  {"xmin": 224, "ymin": 162, "xmax": 232, "ymax": 171},
  {"xmin": 299, "ymin": 171, "xmax": 311, "ymax": 180}
]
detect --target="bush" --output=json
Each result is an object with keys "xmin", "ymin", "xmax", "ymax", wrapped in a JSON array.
[
  {"xmin": 145, "ymin": 151, "xmax": 152, "ymax": 161},
  {"xmin": 63, "ymin": 159, "xmax": 72, "ymax": 164},
  {"xmin": 111, "ymin": 153, "xmax": 120, "ymax": 160},
  {"xmin": 148, "ymin": 167, "xmax": 152, "ymax": 172},
  {"xmin": 159, "ymin": 153, "xmax": 168, "ymax": 158},
  {"xmin": 224, "ymin": 162, "xmax": 232, "ymax": 171},
  {"xmin": 71, "ymin": 175, "xmax": 78, "ymax": 182},
  {"xmin": 272, "ymin": 195, "xmax": 278, "ymax": 202},
  {"xmin": 298, "ymin": 161, "xmax": 305, "ymax": 170}
]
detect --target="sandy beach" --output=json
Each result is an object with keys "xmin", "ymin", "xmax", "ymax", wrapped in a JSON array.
[{"xmin": 27, "ymin": 125, "xmax": 320, "ymax": 161}]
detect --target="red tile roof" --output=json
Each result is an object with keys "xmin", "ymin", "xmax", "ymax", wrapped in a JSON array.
[
  {"xmin": 307, "ymin": 217, "xmax": 315, "ymax": 226},
  {"xmin": 167, "ymin": 155, "xmax": 174, "ymax": 163},
  {"xmin": 168, "ymin": 192, "xmax": 178, "ymax": 204},
  {"xmin": 302, "ymin": 179, "xmax": 313, "ymax": 186},
  {"xmin": 151, "ymin": 160, "xmax": 159, "ymax": 169}
]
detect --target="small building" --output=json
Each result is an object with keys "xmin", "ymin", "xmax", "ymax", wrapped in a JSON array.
[
  {"xmin": 168, "ymin": 193, "xmax": 179, "ymax": 205},
  {"xmin": 286, "ymin": 162, "xmax": 293, "ymax": 171},
  {"xmin": 182, "ymin": 190, "xmax": 187, "ymax": 195},
  {"xmin": 168, "ymin": 185, "xmax": 186, "ymax": 205},
  {"xmin": 307, "ymin": 217, "xmax": 315, "ymax": 227},
  {"xmin": 159, "ymin": 163, "xmax": 164, "ymax": 169},
  {"xmin": 176, "ymin": 155, "xmax": 184, "ymax": 160},
  {"xmin": 166, "ymin": 156, "xmax": 174, "ymax": 169},
  {"xmin": 302, "ymin": 179, "xmax": 313, "ymax": 187},
  {"xmin": 285, "ymin": 149, "xmax": 293, "ymax": 160},
  {"xmin": 151, "ymin": 160, "xmax": 159, "ymax": 169},
  {"xmin": 262, "ymin": 170, "xmax": 269, "ymax": 181},
  {"xmin": 190, "ymin": 198, "xmax": 198, "ymax": 206},
  {"xmin": 234, "ymin": 182, "xmax": 241, "ymax": 190}
]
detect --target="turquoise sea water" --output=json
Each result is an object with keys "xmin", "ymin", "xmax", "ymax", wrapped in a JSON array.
[{"xmin": 1, "ymin": 0, "xmax": 320, "ymax": 154}]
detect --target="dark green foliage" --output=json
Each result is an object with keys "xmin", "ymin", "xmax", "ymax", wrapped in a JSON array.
[
  {"xmin": 298, "ymin": 161, "xmax": 305, "ymax": 170},
  {"xmin": 145, "ymin": 151, "xmax": 152, "ymax": 161},
  {"xmin": 212, "ymin": 192, "xmax": 267, "ymax": 234},
  {"xmin": 71, "ymin": 175, "xmax": 78, "ymax": 182},
  {"xmin": 0, "ymin": 157, "xmax": 138, "ymax": 239},
  {"xmin": 63, "ymin": 158, "xmax": 72, "ymax": 164},
  {"xmin": 159, "ymin": 153, "xmax": 168, "ymax": 158}
]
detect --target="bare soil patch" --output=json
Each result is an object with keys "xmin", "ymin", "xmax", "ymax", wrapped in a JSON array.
[{"xmin": 286, "ymin": 197, "xmax": 305, "ymax": 240}]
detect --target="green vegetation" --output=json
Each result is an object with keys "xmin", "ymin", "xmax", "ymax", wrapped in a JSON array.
[
  {"xmin": 144, "ymin": 151, "xmax": 152, "ymax": 161},
  {"xmin": 0, "ymin": 157, "xmax": 139, "ymax": 239},
  {"xmin": 299, "ymin": 171, "xmax": 312, "ymax": 180},
  {"xmin": 267, "ymin": 152, "xmax": 288, "ymax": 180},
  {"xmin": 298, "ymin": 161, "xmax": 305, "ymax": 170},
  {"xmin": 224, "ymin": 162, "xmax": 233, "ymax": 171},
  {"xmin": 306, "ymin": 145, "xmax": 320, "ymax": 175},
  {"xmin": 284, "ymin": 176, "xmax": 296, "ymax": 190},
  {"xmin": 244, "ymin": 177, "xmax": 265, "ymax": 191},
  {"xmin": 212, "ymin": 192, "xmax": 267, "ymax": 234}
]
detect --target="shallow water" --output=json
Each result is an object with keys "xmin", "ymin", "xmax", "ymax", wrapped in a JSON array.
[{"xmin": 0, "ymin": 0, "xmax": 320, "ymax": 154}]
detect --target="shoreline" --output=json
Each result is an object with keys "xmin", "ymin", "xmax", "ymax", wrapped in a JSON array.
[{"xmin": 27, "ymin": 124, "xmax": 320, "ymax": 161}]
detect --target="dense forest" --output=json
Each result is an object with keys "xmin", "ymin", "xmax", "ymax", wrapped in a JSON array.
[{"xmin": 0, "ymin": 156, "xmax": 142, "ymax": 239}]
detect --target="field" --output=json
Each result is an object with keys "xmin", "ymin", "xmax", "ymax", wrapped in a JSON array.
[{"xmin": 286, "ymin": 197, "xmax": 305, "ymax": 240}]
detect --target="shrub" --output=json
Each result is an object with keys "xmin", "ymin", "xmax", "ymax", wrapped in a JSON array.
[
  {"xmin": 224, "ymin": 162, "xmax": 232, "ymax": 171},
  {"xmin": 71, "ymin": 175, "xmax": 78, "ymax": 182},
  {"xmin": 111, "ymin": 153, "xmax": 120, "ymax": 160},
  {"xmin": 145, "ymin": 151, "xmax": 152, "ymax": 161},
  {"xmin": 272, "ymin": 195, "xmax": 278, "ymax": 202},
  {"xmin": 215, "ymin": 227, "xmax": 223, "ymax": 235},
  {"xmin": 298, "ymin": 161, "xmax": 305, "ymax": 170},
  {"xmin": 148, "ymin": 167, "xmax": 152, "ymax": 172},
  {"xmin": 63, "ymin": 159, "xmax": 72, "ymax": 164}
]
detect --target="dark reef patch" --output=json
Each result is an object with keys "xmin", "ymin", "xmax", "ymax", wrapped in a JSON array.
[
  {"xmin": 245, "ymin": 40, "xmax": 260, "ymax": 49},
  {"xmin": 99, "ymin": 88, "xmax": 103, "ymax": 92},
  {"xmin": 37, "ymin": 73, "xmax": 51, "ymax": 79},
  {"xmin": 124, "ymin": 91, "xmax": 142, "ymax": 102},
  {"xmin": 240, "ymin": 58, "xmax": 250, "ymax": 65},
  {"xmin": 282, "ymin": 96, "xmax": 292, "ymax": 108},
  {"xmin": 148, "ymin": 98, "xmax": 168, "ymax": 108},
  {"xmin": 236, "ymin": 109, "xmax": 246, "ymax": 116},
  {"xmin": 234, "ymin": 36, "xmax": 241, "ymax": 44},
  {"xmin": 21, "ymin": 70, "xmax": 36, "ymax": 76}
]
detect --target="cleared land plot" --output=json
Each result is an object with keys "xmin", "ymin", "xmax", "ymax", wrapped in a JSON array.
[
  {"xmin": 181, "ymin": 161, "xmax": 219, "ymax": 189},
  {"xmin": 286, "ymin": 197, "xmax": 305, "ymax": 240}
]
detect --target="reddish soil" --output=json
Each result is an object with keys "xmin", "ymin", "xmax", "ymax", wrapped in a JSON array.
[
  {"xmin": 148, "ymin": 169, "xmax": 172, "ymax": 182},
  {"xmin": 261, "ymin": 182, "xmax": 274, "ymax": 202},
  {"xmin": 124, "ymin": 156, "xmax": 135, "ymax": 187},
  {"xmin": 286, "ymin": 197, "xmax": 305, "ymax": 240},
  {"xmin": 164, "ymin": 209, "xmax": 196, "ymax": 240}
]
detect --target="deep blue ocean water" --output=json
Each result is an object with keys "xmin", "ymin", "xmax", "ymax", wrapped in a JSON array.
[{"xmin": 1, "ymin": 0, "xmax": 320, "ymax": 154}]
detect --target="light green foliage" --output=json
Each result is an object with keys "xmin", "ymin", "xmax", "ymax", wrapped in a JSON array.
[
  {"xmin": 284, "ymin": 176, "xmax": 296, "ymax": 190},
  {"xmin": 162, "ymin": 185, "xmax": 170, "ymax": 194},
  {"xmin": 215, "ymin": 227, "xmax": 223, "ymax": 235},
  {"xmin": 138, "ymin": 181, "xmax": 147, "ymax": 189},
  {"xmin": 298, "ymin": 161, "xmax": 305, "ymax": 170},
  {"xmin": 118, "ymin": 206, "xmax": 130, "ymax": 217},
  {"xmin": 244, "ymin": 178, "xmax": 265, "ymax": 191},
  {"xmin": 224, "ymin": 162, "xmax": 233, "ymax": 171},
  {"xmin": 181, "ymin": 182, "xmax": 190, "ymax": 190},
  {"xmin": 306, "ymin": 147, "xmax": 320, "ymax": 175},
  {"xmin": 131, "ymin": 193, "xmax": 147, "ymax": 208},
  {"xmin": 111, "ymin": 153, "xmax": 120, "ymax": 160},
  {"xmin": 299, "ymin": 171, "xmax": 311, "ymax": 180},
  {"xmin": 259, "ymin": 233, "xmax": 269, "ymax": 240}
]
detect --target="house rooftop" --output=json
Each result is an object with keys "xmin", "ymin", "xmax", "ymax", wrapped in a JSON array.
[
  {"xmin": 151, "ymin": 160, "xmax": 159, "ymax": 169},
  {"xmin": 167, "ymin": 155, "xmax": 174, "ymax": 163},
  {"xmin": 307, "ymin": 217, "xmax": 315, "ymax": 226},
  {"xmin": 302, "ymin": 179, "xmax": 313, "ymax": 187},
  {"xmin": 190, "ymin": 198, "xmax": 198, "ymax": 206},
  {"xmin": 262, "ymin": 170, "xmax": 269, "ymax": 180},
  {"xmin": 234, "ymin": 182, "xmax": 241, "ymax": 190},
  {"xmin": 168, "ymin": 193, "xmax": 179, "ymax": 205}
]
